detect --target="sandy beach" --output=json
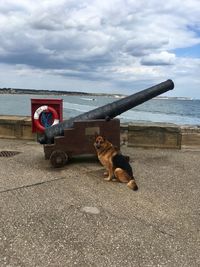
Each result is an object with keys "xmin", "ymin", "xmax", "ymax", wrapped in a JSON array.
[{"xmin": 0, "ymin": 138, "xmax": 199, "ymax": 266}]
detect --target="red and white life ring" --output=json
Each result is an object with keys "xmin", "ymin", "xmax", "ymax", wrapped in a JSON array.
[{"xmin": 34, "ymin": 105, "xmax": 59, "ymax": 132}]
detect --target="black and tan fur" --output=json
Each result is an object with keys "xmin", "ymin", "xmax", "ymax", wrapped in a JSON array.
[{"xmin": 94, "ymin": 135, "xmax": 138, "ymax": 190}]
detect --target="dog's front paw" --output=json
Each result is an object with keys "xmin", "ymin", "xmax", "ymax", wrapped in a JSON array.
[
  {"xmin": 104, "ymin": 177, "xmax": 112, "ymax": 181},
  {"xmin": 103, "ymin": 171, "xmax": 108, "ymax": 177}
]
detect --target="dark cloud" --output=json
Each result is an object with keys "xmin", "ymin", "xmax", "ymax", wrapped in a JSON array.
[
  {"xmin": 0, "ymin": 0, "xmax": 200, "ymax": 96},
  {"xmin": 141, "ymin": 59, "xmax": 174, "ymax": 66}
]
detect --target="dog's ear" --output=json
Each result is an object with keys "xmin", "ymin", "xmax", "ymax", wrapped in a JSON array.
[
  {"xmin": 101, "ymin": 135, "xmax": 106, "ymax": 141},
  {"xmin": 94, "ymin": 132, "xmax": 99, "ymax": 140}
]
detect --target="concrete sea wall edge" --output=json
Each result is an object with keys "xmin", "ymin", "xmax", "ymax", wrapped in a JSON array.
[{"xmin": 0, "ymin": 115, "xmax": 200, "ymax": 149}]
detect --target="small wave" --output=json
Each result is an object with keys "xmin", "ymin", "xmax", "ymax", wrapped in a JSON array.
[
  {"xmin": 133, "ymin": 108, "xmax": 190, "ymax": 117},
  {"xmin": 117, "ymin": 109, "xmax": 200, "ymax": 125},
  {"xmin": 80, "ymin": 97, "xmax": 96, "ymax": 101},
  {"xmin": 63, "ymin": 101, "xmax": 200, "ymax": 125},
  {"xmin": 63, "ymin": 102, "xmax": 97, "ymax": 113}
]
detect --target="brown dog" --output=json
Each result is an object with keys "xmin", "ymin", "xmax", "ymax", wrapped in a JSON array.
[{"xmin": 94, "ymin": 135, "xmax": 138, "ymax": 190}]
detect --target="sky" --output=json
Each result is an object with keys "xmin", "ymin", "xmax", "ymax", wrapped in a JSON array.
[{"xmin": 0, "ymin": 0, "xmax": 200, "ymax": 98}]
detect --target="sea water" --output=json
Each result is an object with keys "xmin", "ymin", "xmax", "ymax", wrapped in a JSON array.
[{"xmin": 0, "ymin": 93, "xmax": 200, "ymax": 126}]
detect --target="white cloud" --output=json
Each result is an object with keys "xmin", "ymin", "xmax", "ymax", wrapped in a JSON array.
[
  {"xmin": 0, "ymin": 0, "xmax": 200, "ymax": 97},
  {"xmin": 141, "ymin": 51, "xmax": 176, "ymax": 66}
]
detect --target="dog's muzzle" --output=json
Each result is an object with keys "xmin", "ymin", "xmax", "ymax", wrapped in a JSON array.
[{"xmin": 94, "ymin": 143, "xmax": 101, "ymax": 149}]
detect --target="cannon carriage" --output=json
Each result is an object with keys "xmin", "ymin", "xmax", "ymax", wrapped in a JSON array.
[{"xmin": 44, "ymin": 119, "xmax": 120, "ymax": 168}]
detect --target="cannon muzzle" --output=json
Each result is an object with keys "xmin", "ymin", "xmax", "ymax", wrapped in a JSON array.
[{"xmin": 39, "ymin": 79, "xmax": 174, "ymax": 144}]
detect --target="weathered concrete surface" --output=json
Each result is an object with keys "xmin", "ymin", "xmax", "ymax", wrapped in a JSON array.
[
  {"xmin": 0, "ymin": 115, "xmax": 36, "ymax": 140},
  {"xmin": 1, "ymin": 115, "xmax": 200, "ymax": 149},
  {"xmin": 128, "ymin": 123, "xmax": 182, "ymax": 149},
  {"xmin": 180, "ymin": 125, "xmax": 200, "ymax": 150},
  {"xmin": 128, "ymin": 122, "xmax": 200, "ymax": 149},
  {"xmin": 0, "ymin": 139, "xmax": 199, "ymax": 267}
]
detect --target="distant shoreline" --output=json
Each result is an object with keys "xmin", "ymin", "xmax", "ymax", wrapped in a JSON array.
[
  {"xmin": 0, "ymin": 87, "xmax": 123, "ymax": 98},
  {"xmin": 0, "ymin": 87, "xmax": 193, "ymax": 100}
]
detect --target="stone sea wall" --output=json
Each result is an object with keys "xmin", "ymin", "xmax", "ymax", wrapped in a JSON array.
[{"xmin": 0, "ymin": 115, "xmax": 199, "ymax": 149}]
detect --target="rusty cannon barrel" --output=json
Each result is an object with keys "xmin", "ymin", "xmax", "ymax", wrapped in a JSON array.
[{"xmin": 39, "ymin": 79, "xmax": 174, "ymax": 144}]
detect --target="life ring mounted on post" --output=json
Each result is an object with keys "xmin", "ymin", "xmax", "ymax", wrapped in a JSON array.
[{"xmin": 34, "ymin": 105, "xmax": 59, "ymax": 132}]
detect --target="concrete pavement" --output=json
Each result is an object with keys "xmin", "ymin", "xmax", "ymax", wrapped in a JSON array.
[{"xmin": 0, "ymin": 139, "xmax": 199, "ymax": 266}]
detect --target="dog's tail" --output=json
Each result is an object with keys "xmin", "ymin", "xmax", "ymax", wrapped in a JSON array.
[{"xmin": 127, "ymin": 179, "xmax": 138, "ymax": 191}]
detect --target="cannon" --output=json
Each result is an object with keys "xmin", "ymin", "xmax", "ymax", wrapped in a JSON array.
[
  {"xmin": 41, "ymin": 79, "xmax": 174, "ymax": 167},
  {"xmin": 39, "ymin": 79, "xmax": 174, "ymax": 145}
]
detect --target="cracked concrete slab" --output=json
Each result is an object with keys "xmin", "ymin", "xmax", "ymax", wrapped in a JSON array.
[{"xmin": 0, "ymin": 139, "xmax": 199, "ymax": 266}]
